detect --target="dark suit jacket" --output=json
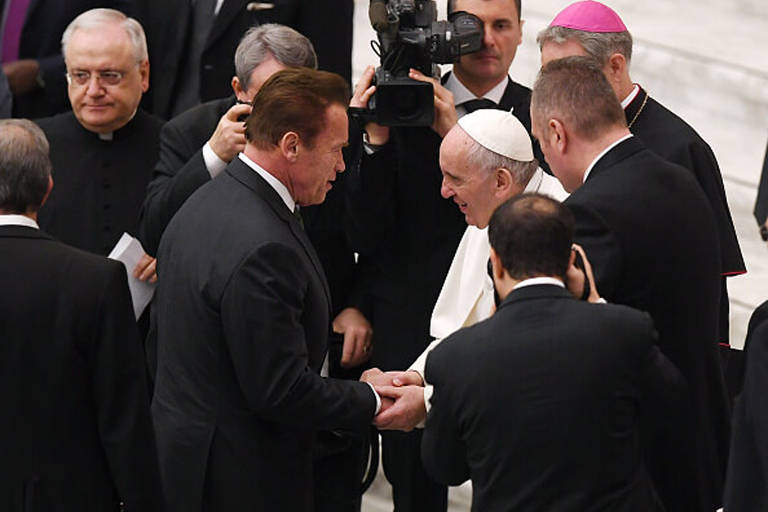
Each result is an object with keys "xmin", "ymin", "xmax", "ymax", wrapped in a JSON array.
[
  {"xmin": 0, "ymin": 0, "xmax": 133, "ymax": 118},
  {"xmin": 724, "ymin": 300, "xmax": 768, "ymax": 511},
  {"xmin": 344, "ymin": 75, "xmax": 536, "ymax": 370},
  {"xmin": 138, "ymin": 96, "xmax": 357, "ymax": 315},
  {"xmin": 138, "ymin": 0, "xmax": 353, "ymax": 119},
  {"xmin": 565, "ymin": 136, "xmax": 730, "ymax": 512},
  {"xmin": 422, "ymin": 284, "xmax": 684, "ymax": 512},
  {"xmin": 0, "ymin": 225, "xmax": 161, "ymax": 512},
  {"xmin": 150, "ymin": 158, "xmax": 377, "ymax": 512}
]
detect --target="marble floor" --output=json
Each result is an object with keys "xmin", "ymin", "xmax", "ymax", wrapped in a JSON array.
[{"xmin": 351, "ymin": 1, "xmax": 768, "ymax": 509}]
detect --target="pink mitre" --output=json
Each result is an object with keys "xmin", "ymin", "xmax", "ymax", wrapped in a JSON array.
[{"xmin": 550, "ymin": 1, "xmax": 627, "ymax": 33}]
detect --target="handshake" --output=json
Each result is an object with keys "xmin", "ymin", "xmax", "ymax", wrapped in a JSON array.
[{"xmin": 361, "ymin": 368, "xmax": 428, "ymax": 431}]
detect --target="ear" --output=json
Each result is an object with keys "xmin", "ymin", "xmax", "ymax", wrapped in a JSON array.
[
  {"xmin": 39, "ymin": 176, "xmax": 54, "ymax": 209},
  {"xmin": 139, "ymin": 59, "xmax": 150, "ymax": 93},
  {"xmin": 489, "ymin": 247, "xmax": 505, "ymax": 280},
  {"xmin": 232, "ymin": 76, "xmax": 247, "ymax": 102},
  {"xmin": 549, "ymin": 118, "xmax": 568, "ymax": 154},
  {"xmin": 279, "ymin": 131, "xmax": 301, "ymax": 162},
  {"xmin": 603, "ymin": 53, "xmax": 627, "ymax": 86},
  {"xmin": 494, "ymin": 167, "xmax": 522, "ymax": 199}
]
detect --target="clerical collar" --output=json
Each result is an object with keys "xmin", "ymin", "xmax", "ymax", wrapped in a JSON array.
[
  {"xmin": 94, "ymin": 108, "xmax": 139, "ymax": 141},
  {"xmin": 447, "ymin": 72, "xmax": 508, "ymax": 113},
  {"xmin": 621, "ymin": 84, "xmax": 640, "ymax": 109},
  {"xmin": 238, "ymin": 153, "xmax": 296, "ymax": 213},
  {"xmin": 0, "ymin": 214, "xmax": 39, "ymax": 229},
  {"xmin": 513, "ymin": 277, "xmax": 565, "ymax": 291},
  {"xmin": 583, "ymin": 133, "xmax": 634, "ymax": 184}
]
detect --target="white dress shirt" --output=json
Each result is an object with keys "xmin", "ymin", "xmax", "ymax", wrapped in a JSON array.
[{"xmin": 0, "ymin": 214, "xmax": 39, "ymax": 228}]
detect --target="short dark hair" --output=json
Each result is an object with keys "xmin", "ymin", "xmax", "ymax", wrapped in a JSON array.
[
  {"xmin": 488, "ymin": 193, "xmax": 574, "ymax": 280},
  {"xmin": 0, "ymin": 119, "xmax": 52, "ymax": 214},
  {"xmin": 531, "ymin": 56, "xmax": 625, "ymax": 140},
  {"xmin": 245, "ymin": 67, "xmax": 350, "ymax": 150},
  {"xmin": 448, "ymin": 0, "xmax": 521, "ymax": 20}
]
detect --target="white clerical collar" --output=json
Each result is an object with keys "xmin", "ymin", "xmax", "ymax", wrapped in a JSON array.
[
  {"xmin": 95, "ymin": 108, "xmax": 139, "ymax": 141},
  {"xmin": 0, "ymin": 214, "xmax": 39, "ymax": 229},
  {"xmin": 446, "ymin": 72, "xmax": 508, "ymax": 111},
  {"xmin": 239, "ymin": 153, "xmax": 296, "ymax": 213},
  {"xmin": 513, "ymin": 276, "xmax": 565, "ymax": 290},
  {"xmin": 621, "ymin": 84, "xmax": 640, "ymax": 109},
  {"xmin": 582, "ymin": 133, "xmax": 634, "ymax": 184}
]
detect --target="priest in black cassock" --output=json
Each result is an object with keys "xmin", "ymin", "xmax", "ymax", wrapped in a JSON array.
[
  {"xmin": 538, "ymin": 0, "xmax": 746, "ymax": 349},
  {"xmin": 36, "ymin": 8, "xmax": 160, "ymax": 280}
]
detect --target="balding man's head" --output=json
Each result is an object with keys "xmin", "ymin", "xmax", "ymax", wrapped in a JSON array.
[{"xmin": 0, "ymin": 120, "xmax": 52, "ymax": 215}]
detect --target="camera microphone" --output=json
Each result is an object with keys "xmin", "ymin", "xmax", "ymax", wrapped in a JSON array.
[{"xmin": 369, "ymin": 0, "xmax": 389, "ymax": 32}]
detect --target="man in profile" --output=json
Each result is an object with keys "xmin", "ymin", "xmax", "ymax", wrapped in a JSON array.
[
  {"xmin": 422, "ymin": 193, "xmax": 684, "ymax": 512},
  {"xmin": 537, "ymin": 0, "xmax": 745, "ymax": 352},
  {"xmin": 151, "ymin": 67, "xmax": 382, "ymax": 512},
  {"xmin": 363, "ymin": 109, "xmax": 568, "ymax": 431},
  {"xmin": 531, "ymin": 56, "xmax": 728, "ymax": 512},
  {"xmin": 0, "ymin": 118, "xmax": 161, "ymax": 511}
]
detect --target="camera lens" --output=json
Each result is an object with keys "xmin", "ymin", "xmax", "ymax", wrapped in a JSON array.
[{"xmin": 392, "ymin": 89, "xmax": 423, "ymax": 121}]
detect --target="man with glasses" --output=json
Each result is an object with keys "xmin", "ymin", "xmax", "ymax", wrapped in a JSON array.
[{"xmin": 36, "ymin": 8, "xmax": 160, "ymax": 281}]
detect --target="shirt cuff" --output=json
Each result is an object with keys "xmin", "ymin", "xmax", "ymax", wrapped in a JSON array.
[
  {"xmin": 595, "ymin": 297, "xmax": 607, "ymax": 304},
  {"xmin": 366, "ymin": 382, "xmax": 382, "ymax": 415},
  {"xmin": 202, "ymin": 142, "xmax": 228, "ymax": 178}
]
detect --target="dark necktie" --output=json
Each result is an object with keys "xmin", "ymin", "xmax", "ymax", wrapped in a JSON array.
[
  {"xmin": 2, "ymin": 0, "xmax": 32, "ymax": 63},
  {"xmin": 293, "ymin": 206, "xmax": 304, "ymax": 230},
  {"xmin": 461, "ymin": 98, "xmax": 498, "ymax": 114}
]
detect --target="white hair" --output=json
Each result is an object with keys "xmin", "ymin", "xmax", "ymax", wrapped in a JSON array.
[{"xmin": 62, "ymin": 8, "xmax": 148, "ymax": 62}]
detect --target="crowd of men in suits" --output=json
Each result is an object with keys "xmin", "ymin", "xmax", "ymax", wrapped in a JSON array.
[{"xmin": 1, "ymin": 0, "xmax": 767, "ymax": 511}]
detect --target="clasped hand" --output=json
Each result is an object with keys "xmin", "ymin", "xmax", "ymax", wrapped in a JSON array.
[{"xmin": 360, "ymin": 368, "xmax": 427, "ymax": 432}]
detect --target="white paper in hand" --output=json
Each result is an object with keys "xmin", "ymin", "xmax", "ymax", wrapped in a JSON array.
[{"xmin": 108, "ymin": 233, "xmax": 156, "ymax": 319}]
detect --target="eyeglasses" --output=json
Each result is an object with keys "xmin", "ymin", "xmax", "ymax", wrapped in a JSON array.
[{"xmin": 66, "ymin": 69, "xmax": 128, "ymax": 87}]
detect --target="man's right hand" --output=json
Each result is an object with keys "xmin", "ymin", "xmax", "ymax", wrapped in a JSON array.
[
  {"xmin": 208, "ymin": 103, "xmax": 252, "ymax": 162},
  {"xmin": 350, "ymin": 65, "xmax": 390, "ymax": 146}
]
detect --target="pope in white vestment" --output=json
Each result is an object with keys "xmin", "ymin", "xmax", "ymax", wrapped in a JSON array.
[{"xmin": 410, "ymin": 167, "xmax": 568, "ymax": 408}]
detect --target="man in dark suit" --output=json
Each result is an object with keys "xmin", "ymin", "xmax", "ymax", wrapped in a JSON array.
[
  {"xmin": 531, "ymin": 56, "xmax": 729, "ymax": 512},
  {"xmin": 0, "ymin": 0, "xmax": 133, "ymax": 118},
  {"xmin": 536, "ymin": 0, "xmax": 745, "ymax": 354},
  {"xmin": 0, "ymin": 118, "xmax": 161, "ymax": 511},
  {"xmin": 346, "ymin": 1, "xmax": 541, "ymax": 509},
  {"xmin": 136, "ymin": 0, "xmax": 354, "ymax": 119},
  {"xmin": 724, "ymin": 300, "xmax": 768, "ymax": 511},
  {"xmin": 420, "ymin": 193, "xmax": 684, "ymax": 512},
  {"xmin": 151, "ymin": 67, "xmax": 381, "ymax": 512}
]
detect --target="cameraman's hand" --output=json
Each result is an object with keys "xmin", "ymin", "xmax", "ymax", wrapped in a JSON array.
[
  {"xmin": 351, "ymin": 65, "xmax": 390, "ymax": 145},
  {"xmin": 408, "ymin": 68, "xmax": 458, "ymax": 138},
  {"xmin": 565, "ymin": 243, "xmax": 601, "ymax": 303},
  {"xmin": 208, "ymin": 103, "xmax": 251, "ymax": 163}
]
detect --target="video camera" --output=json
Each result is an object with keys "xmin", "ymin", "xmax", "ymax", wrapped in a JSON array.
[{"xmin": 353, "ymin": 0, "xmax": 484, "ymax": 127}]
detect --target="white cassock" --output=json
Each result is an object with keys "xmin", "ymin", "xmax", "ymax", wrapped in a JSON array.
[{"xmin": 409, "ymin": 168, "xmax": 569, "ymax": 412}]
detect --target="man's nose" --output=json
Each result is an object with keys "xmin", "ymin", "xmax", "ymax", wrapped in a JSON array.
[{"xmin": 440, "ymin": 179, "xmax": 453, "ymax": 199}]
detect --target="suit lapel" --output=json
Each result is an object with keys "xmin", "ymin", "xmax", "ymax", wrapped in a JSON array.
[
  {"xmin": 207, "ymin": 0, "xmax": 253, "ymax": 49},
  {"xmin": 226, "ymin": 159, "xmax": 333, "ymax": 311}
]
